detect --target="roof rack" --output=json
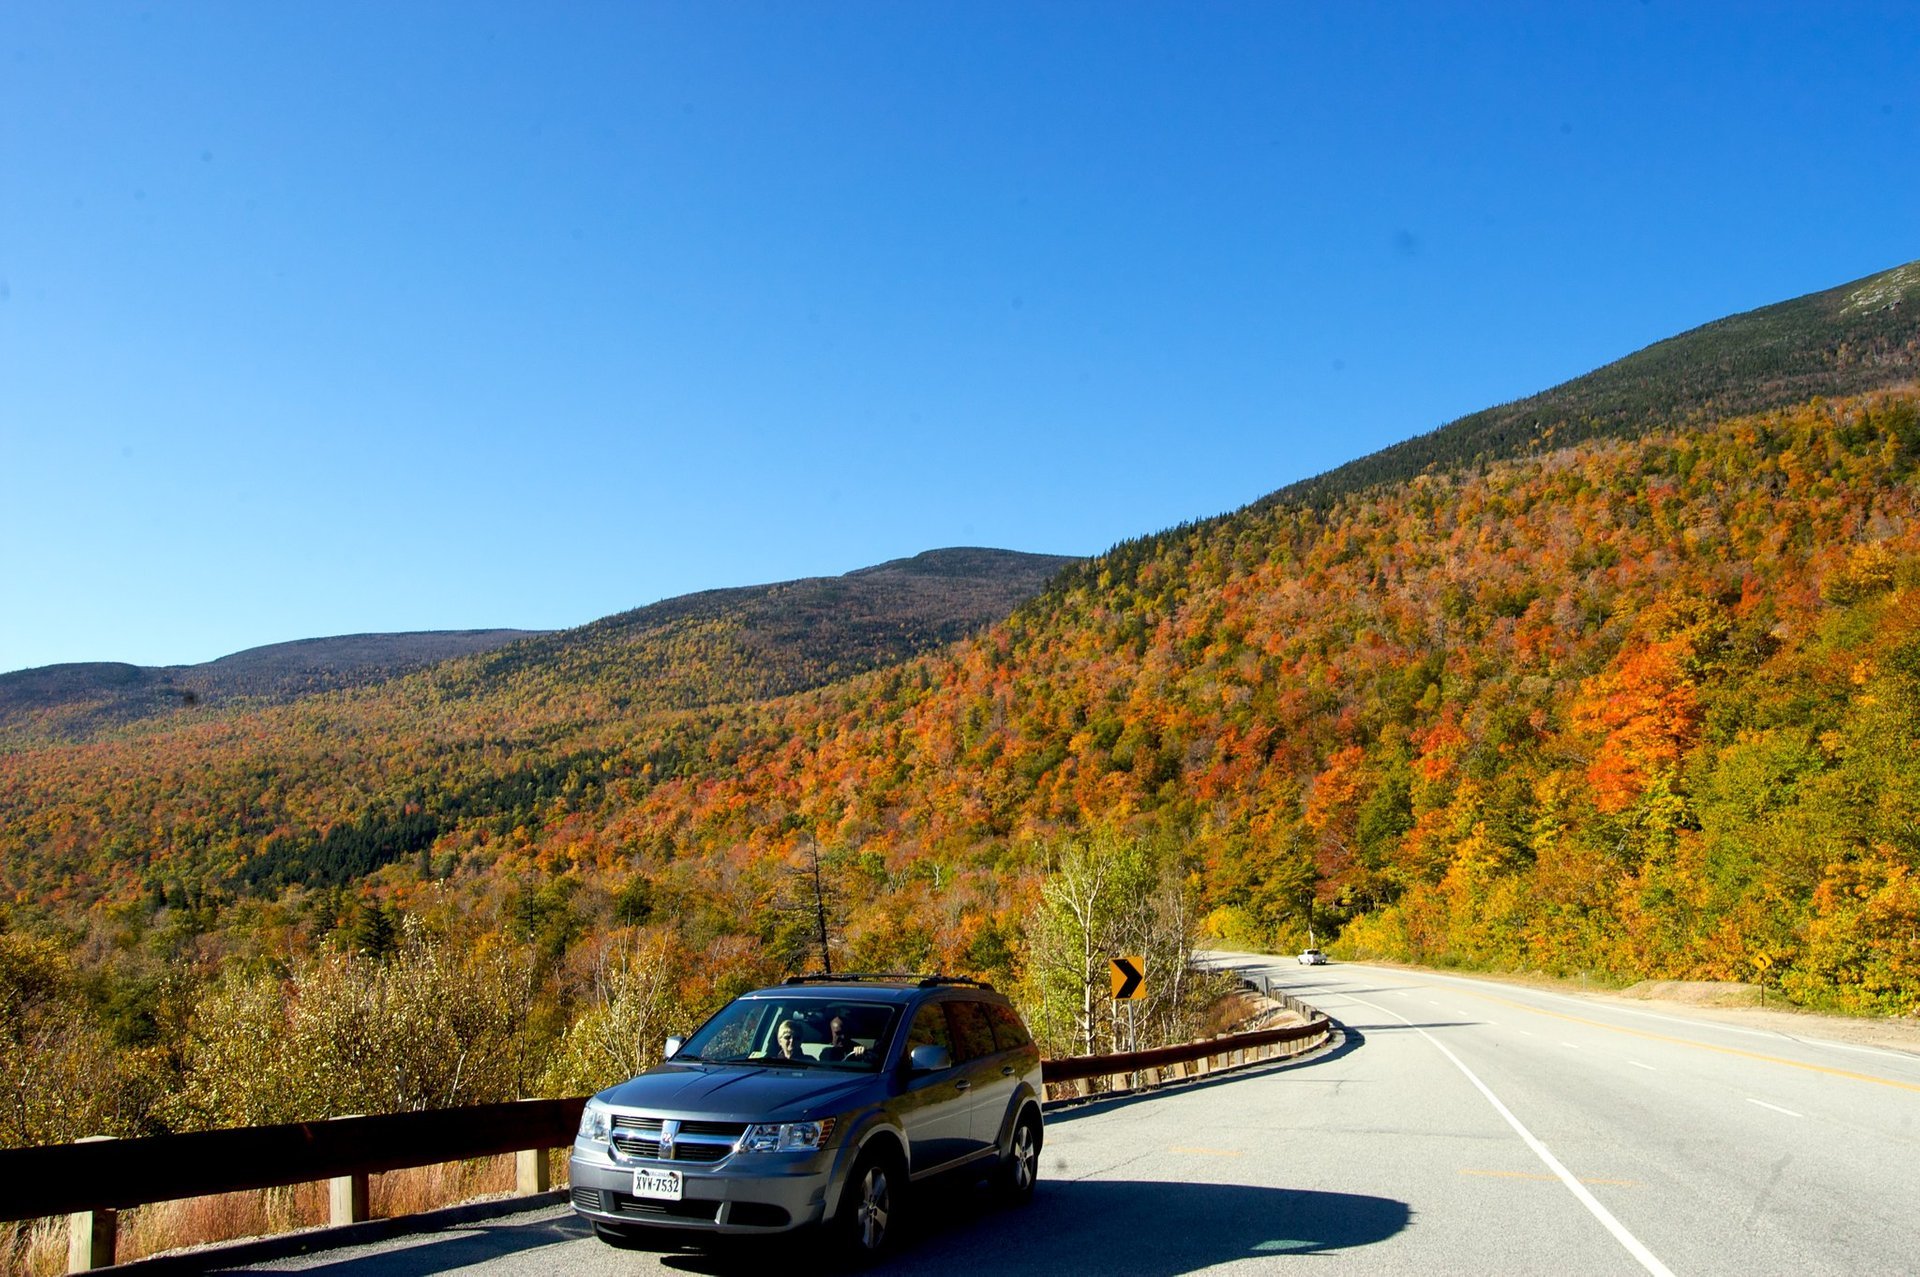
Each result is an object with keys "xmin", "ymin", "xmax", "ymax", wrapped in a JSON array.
[{"xmin": 782, "ymin": 972, "xmax": 996, "ymax": 990}]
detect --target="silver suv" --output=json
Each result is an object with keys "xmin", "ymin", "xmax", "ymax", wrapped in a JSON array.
[{"xmin": 569, "ymin": 974, "xmax": 1045, "ymax": 1260}]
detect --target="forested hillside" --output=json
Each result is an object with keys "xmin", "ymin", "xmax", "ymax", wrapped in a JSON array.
[{"xmin": 5, "ymin": 265, "xmax": 1920, "ymax": 1151}]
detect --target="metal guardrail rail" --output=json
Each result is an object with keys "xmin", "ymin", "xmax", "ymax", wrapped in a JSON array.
[
  {"xmin": 4, "ymin": 988, "xmax": 1329, "ymax": 1271},
  {"xmin": 1042, "ymin": 1016, "xmax": 1329, "ymax": 1091}
]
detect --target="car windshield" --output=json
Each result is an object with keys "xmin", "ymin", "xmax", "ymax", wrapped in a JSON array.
[{"xmin": 676, "ymin": 999, "xmax": 899, "ymax": 1070}]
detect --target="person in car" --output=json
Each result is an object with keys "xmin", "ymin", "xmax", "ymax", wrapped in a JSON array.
[
  {"xmin": 759, "ymin": 1017, "xmax": 806, "ymax": 1061},
  {"xmin": 818, "ymin": 1014, "xmax": 868, "ymax": 1062}
]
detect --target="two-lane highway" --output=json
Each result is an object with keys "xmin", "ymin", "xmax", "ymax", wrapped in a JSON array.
[
  {"xmin": 223, "ymin": 956, "xmax": 1920, "ymax": 1275},
  {"xmin": 1239, "ymin": 957, "xmax": 1920, "ymax": 1276}
]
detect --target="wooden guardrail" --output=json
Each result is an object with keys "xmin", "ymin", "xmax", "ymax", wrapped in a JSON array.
[{"xmin": 4, "ymin": 1003, "xmax": 1329, "ymax": 1271}]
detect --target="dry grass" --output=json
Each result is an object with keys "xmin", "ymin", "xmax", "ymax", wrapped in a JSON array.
[
  {"xmin": 1, "ymin": 1153, "xmax": 569, "ymax": 1277},
  {"xmin": 1200, "ymin": 989, "xmax": 1292, "ymax": 1035}
]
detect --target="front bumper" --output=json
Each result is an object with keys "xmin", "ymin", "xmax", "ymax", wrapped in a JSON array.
[{"xmin": 568, "ymin": 1140, "xmax": 839, "ymax": 1235}]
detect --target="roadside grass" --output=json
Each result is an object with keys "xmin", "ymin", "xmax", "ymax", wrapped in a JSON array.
[{"xmin": 1, "ymin": 1154, "xmax": 569, "ymax": 1277}]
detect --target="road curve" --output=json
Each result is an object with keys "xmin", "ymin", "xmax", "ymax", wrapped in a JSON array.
[{"xmin": 216, "ymin": 955, "xmax": 1920, "ymax": 1275}]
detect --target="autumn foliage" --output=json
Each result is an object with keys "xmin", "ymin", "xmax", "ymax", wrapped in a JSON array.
[{"xmin": 5, "ymin": 391, "xmax": 1920, "ymax": 1147}]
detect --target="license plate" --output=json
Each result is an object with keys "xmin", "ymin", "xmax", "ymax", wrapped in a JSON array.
[{"xmin": 632, "ymin": 1168, "xmax": 683, "ymax": 1201}]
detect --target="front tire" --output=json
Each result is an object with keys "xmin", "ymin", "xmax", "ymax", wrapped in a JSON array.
[{"xmin": 835, "ymin": 1148, "xmax": 903, "ymax": 1262}]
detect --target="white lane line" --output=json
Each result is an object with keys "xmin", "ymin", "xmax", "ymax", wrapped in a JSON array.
[
  {"xmin": 1791, "ymin": 1036, "xmax": 1920, "ymax": 1064},
  {"xmin": 1746, "ymin": 1098, "xmax": 1804, "ymax": 1118},
  {"xmin": 1349, "ymin": 963, "xmax": 1920, "ymax": 1064},
  {"xmin": 1628, "ymin": 1061, "xmax": 1657, "ymax": 1072},
  {"xmin": 1562, "ymin": 1042, "xmax": 1581, "ymax": 1050},
  {"xmin": 1346, "ymin": 993, "xmax": 1677, "ymax": 1277}
]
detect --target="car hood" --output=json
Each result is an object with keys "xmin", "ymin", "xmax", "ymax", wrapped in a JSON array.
[{"xmin": 601, "ymin": 1062, "xmax": 877, "ymax": 1121}]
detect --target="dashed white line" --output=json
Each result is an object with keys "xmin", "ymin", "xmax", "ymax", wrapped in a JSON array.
[
  {"xmin": 1747, "ymin": 1098, "xmax": 1804, "ymax": 1118},
  {"xmin": 1628, "ymin": 1061, "xmax": 1657, "ymax": 1072},
  {"xmin": 1345, "ymin": 993, "xmax": 1677, "ymax": 1277}
]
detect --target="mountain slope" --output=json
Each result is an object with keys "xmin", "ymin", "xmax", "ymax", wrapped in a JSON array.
[
  {"xmin": 4, "ymin": 267, "xmax": 1919, "ymax": 1027},
  {"xmin": 1276, "ymin": 259, "xmax": 1920, "ymax": 506}
]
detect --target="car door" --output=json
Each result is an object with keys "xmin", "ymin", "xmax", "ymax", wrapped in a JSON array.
[
  {"xmin": 944, "ymin": 998, "xmax": 1014, "ymax": 1156},
  {"xmin": 895, "ymin": 1001, "xmax": 973, "ymax": 1175}
]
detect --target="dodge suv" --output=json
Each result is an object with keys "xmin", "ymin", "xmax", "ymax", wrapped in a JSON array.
[{"xmin": 569, "ymin": 974, "xmax": 1045, "ymax": 1259}]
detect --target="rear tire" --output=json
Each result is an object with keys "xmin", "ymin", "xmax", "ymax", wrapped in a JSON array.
[
  {"xmin": 998, "ymin": 1110, "xmax": 1042, "ymax": 1203},
  {"xmin": 835, "ymin": 1147, "xmax": 903, "ymax": 1263}
]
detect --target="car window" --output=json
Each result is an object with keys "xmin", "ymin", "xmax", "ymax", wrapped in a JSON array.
[
  {"xmin": 679, "ymin": 998, "xmax": 896, "ymax": 1068},
  {"xmin": 903, "ymin": 1002, "xmax": 953, "ymax": 1062},
  {"xmin": 945, "ymin": 999, "xmax": 998, "ymax": 1062},
  {"xmin": 985, "ymin": 1001, "xmax": 1032, "ymax": 1051}
]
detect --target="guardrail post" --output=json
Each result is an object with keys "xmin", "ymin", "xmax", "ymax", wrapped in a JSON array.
[
  {"xmin": 329, "ymin": 1172, "xmax": 370, "ymax": 1226},
  {"xmin": 66, "ymin": 1137, "xmax": 116, "ymax": 1272},
  {"xmin": 67, "ymin": 1207, "xmax": 115, "ymax": 1273},
  {"xmin": 516, "ymin": 1148, "xmax": 550, "ymax": 1194},
  {"xmin": 65, "ymin": 1205, "xmax": 113, "ymax": 1267}
]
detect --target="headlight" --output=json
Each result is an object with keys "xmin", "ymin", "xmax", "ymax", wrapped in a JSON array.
[
  {"xmin": 738, "ymin": 1118, "xmax": 837, "ymax": 1154},
  {"xmin": 578, "ymin": 1099, "xmax": 612, "ymax": 1144}
]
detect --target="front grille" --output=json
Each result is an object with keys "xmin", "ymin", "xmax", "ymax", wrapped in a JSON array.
[
  {"xmin": 610, "ymin": 1115, "xmax": 749, "ymax": 1163},
  {"xmin": 571, "ymin": 1187, "xmax": 605, "ymax": 1212},
  {"xmin": 611, "ymin": 1193, "xmax": 722, "ymax": 1222}
]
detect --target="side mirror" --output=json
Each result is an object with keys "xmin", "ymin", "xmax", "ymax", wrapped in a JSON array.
[
  {"xmin": 663, "ymin": 1035, "xmax": 684, "ymax": 1060},
  {"xmin": 907, "ymin": 1043, "xmax": 952, "ymax": 1074}
]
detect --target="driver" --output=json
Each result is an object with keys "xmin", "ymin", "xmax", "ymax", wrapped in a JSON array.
[{"xmin": 818, "ymin": 1013, "xmax": 868, "ymax": 1062}]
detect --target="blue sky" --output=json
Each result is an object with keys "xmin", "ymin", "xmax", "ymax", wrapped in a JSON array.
[{"xmin": 3, "ymin": 2, "xmax": 1915, "ymax": 675}]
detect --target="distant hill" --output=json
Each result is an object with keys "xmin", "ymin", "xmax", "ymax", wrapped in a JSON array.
[
  {"xmin": 0, "ymin": 548, "xmax": 1077, "ymax": 748},
  {"xmin": 0, "ymin": 631, "xmax": 544, "ymax": 747},
  {"xmin": 435, "ymin": 547, "xmax": 1081, "ymax": 714},
  {"xmin": 1274, "ymin": 259, "xmax": 1920, "ymax": 507}
]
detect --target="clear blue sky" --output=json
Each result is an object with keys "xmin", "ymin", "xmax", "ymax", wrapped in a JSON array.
[{"xmin": 3, "ymin": 2, "xmax": 1915, "ymax": 675}]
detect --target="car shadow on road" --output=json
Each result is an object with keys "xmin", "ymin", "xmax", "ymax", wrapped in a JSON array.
[{"xmin": 661, "ymin": 1177, "xmax": 1410, "ymax": 1276}]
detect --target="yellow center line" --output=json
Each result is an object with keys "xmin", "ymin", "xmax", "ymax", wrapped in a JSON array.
[
  {"xmin": 1170, "ymin": 1146, "xmax": 1245, "ymax": 1157},
  {"xmin": 1449, "ymin": 987, "xmax": 1920, "ymax": 1094},
  {"xmin": 1461, "ymin": 1168, "xmax": 1641, "ymax": 1187}
]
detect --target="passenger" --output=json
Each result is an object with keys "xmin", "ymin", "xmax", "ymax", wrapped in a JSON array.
[
  {"xmin": 819, "ymin": 1014, "xmax": 868, "ymax": 1063},
  {"xmin": 759, "ymin": 1017, "xmax": 806, "ymax": 1062}
]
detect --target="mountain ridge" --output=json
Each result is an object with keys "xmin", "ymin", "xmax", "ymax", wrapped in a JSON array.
[
  {"xmin": 1271, "ymin": 259, "xmax": 1920, "ymax": 507},
  {"xmin": 0, "ymin": 548, "xmax": 1077, "ymax": 748}
]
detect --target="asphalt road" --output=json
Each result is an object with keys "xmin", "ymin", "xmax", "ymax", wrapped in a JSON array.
[{"xmin": 220, "ymin": 956, "xmax": 1920, "ymax": 1275}]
